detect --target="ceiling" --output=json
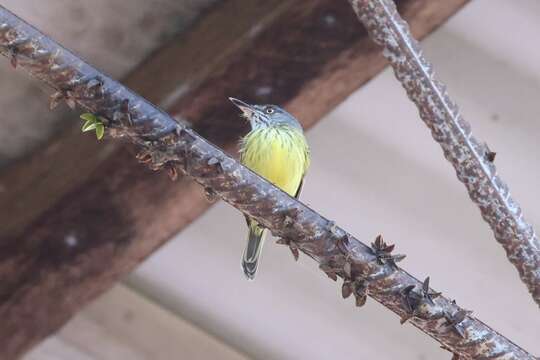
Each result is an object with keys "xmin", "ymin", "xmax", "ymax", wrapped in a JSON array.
[{"xmin": 0, "ymin": 0, "xmax": 216, "ymax": 166}]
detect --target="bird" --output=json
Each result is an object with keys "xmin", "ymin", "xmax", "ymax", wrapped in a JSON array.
[{"xmin": 229, "ymin": 97, "xmax": 310, "ymax": 280}]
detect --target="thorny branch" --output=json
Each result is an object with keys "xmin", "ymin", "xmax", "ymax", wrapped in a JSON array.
[
  {"xmin": 349, "ymin": 0, "xmax": 540, "ymax": 308},
  {"xmin": 0, "ymin": 5, "xmax": 534, "ymax": 360}
]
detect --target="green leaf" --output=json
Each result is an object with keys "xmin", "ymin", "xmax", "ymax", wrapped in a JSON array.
[
  {"xmin": 82, "ymin": 121, "xmax": 97, "ymax": 132},
  {"xmin": 95, "ymin": 123, "xmax": 105, "ymax": 140},
  {"xmin": 80, "ymin": 113, "xmax": 97, "ymax": 122}
]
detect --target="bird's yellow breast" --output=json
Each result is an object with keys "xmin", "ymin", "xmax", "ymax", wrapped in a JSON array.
[{"xmin": 240, "ymin": 126, "xmax": 310, "ymax": 197}]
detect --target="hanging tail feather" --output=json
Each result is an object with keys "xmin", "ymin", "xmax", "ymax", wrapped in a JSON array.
[{"xmin": 242, "ymin": 221, "xmax": 266, "ymax": 280}]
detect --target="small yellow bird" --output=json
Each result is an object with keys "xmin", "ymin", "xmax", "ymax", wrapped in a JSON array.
[{"xmin": 230, "ymin": 98, "xmax": 310, "ymax": 280}]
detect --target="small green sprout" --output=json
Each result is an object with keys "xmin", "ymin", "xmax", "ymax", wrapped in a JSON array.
[{"xmin": 80, "ymin": 113, "xmax": 105, "ymax": 140}]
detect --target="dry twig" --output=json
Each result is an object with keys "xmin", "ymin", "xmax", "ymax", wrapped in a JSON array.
[{"xmin": 349, "ymin": 0, "xmax": 540, "ymax": 307}]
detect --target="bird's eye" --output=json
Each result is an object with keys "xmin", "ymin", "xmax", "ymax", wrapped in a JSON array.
[{"xmin": 265, "ymin": 107, "xmax": 274, "ymax": 114}]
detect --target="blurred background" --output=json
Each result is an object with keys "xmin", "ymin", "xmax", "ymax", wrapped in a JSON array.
[{"xmin": 1, "ymin": 0, "xmax": 539, "ymax": 359}]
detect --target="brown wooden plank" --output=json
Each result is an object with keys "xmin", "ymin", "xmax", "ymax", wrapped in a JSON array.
[
  {"xmin": 0, "ymin": 0, "xmax": 289, "ymax": 239},
  {"xmin": 0, "ymin": 0, "xmax": 468, "ymax": 358}
]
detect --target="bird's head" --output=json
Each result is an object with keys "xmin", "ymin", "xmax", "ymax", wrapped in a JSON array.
[{"xmin": 229, "ymin": 97, "xmax": 302, "ymax": 130}]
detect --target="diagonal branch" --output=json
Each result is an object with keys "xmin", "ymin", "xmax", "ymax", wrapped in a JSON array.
[
  {"xmin": 0, "ymin": 5, "xmax": 534, "ymax": 359},
  {"xmin": 349, "ymin": 0, "xmax": 540, "ymax": 307}
]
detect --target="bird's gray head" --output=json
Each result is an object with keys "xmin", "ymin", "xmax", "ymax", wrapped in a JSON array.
[{"xmin": 229, "ymin": 97, "xmax": 302, "ymax": 130}]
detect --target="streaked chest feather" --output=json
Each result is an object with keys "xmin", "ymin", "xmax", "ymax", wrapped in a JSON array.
[{"xmin": 240, "ymin": 127, "xmax": 309, "ymax": 196}]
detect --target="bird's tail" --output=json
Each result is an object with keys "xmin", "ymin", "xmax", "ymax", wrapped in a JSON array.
[{"xmin": 242, "ymin": 221, "xmax": 266, "ymax": 280}]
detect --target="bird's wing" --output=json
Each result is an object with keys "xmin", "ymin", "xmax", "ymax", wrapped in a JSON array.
[{"xmin": 294, "ymin": 178, "xmax": 304, "ymax": 199}]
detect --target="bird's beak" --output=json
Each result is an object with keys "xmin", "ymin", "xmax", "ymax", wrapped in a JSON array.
[{"xmin": 229, "ymin": 97, "xmax": 255, "ymax": 119}]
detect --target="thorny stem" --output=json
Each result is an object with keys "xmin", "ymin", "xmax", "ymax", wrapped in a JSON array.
[
  {"xmin": 349, "ymin": 0, "xmax": 540, "ymax": 308},
  {"xmin": 0, "ymin": 5, "xmax": 534, "ymax": 360}
]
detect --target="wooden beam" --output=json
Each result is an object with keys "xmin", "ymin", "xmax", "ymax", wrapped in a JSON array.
[{"xmin": 0, "ymin": 0, "xmax": 468, "ymax": 357}]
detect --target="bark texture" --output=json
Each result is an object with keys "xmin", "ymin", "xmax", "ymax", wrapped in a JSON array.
[{"xmin": 350, "ymin": 0, "xmax": 540, "ymax": 308}]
